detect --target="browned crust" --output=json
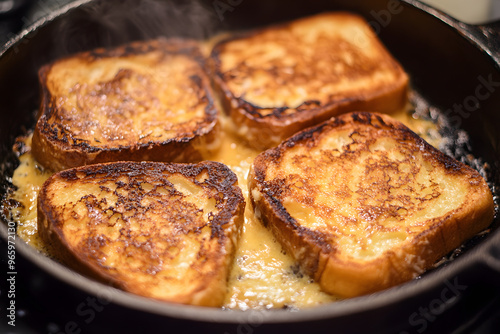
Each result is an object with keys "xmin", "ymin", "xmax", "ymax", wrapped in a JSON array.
[
  {"xmin": 249, "ymin": 112, "xmax": 495, "ymax": 298},
  {"xmin": 37, "ymin": 161, "xmax": 245, "ymax": 306},
  {"xmin": 32, "ymin": 38, "xmax": 220, "ymax": 171},
  {"xmin": 210, "ymin": 12, "xmax": 409, "ymax": 149}
]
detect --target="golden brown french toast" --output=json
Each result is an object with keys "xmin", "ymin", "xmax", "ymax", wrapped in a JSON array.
[
  {"xmin": 37, "ymin": 161, "xmax": 245, "ymax": 306},
  {"xmin": 249, "ymin": 112, "xmax": 494, "ymax": 298},
  {"xmin": 32, "ymin": 38, "xmax": 220, "ymax": 171},
  {"xmin": 210, "ymin": 12, "xmax": 409, "ymax": 149}
]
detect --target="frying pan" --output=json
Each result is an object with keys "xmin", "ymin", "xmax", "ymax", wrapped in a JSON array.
[{"xmin": 1, "ymin": 0, "xmax": 500, "ymax": 333}]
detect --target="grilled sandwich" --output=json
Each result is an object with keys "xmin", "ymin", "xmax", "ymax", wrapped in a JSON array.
[
  {"xmin": 249, "ymin": 112, "xmax": 494, "ymax": 298},
  {"xmin": 210, "ymin": 12, "xmax": 409, "ymax": 149},
  {"xmin": 32, "ymin": 38, "xmax": 220, "ymax": 171},
  {"xmin": 37, "ymin": 161, "xmax": 245, "ymax": 306}
]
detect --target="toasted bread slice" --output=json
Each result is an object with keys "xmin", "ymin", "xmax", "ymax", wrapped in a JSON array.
[
  {"xmin": 32, "ymin": 38, "xmax": 220, "ymax": 171},
  {"xmin": 210, "ymin": 12, "xmax": 409, "ymax": 149},
  {"xmin": 37, "ymin": 161, "xmax": 245, "ymax": 306},
  {"xmin": 249, "ymin": 112, "xmax": 494, "ymax": 298}
]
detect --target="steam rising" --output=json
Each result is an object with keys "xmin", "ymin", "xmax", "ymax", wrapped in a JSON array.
[{"xmin": 53, "ymin": 0, "xmax": 220, "ymax": 55}]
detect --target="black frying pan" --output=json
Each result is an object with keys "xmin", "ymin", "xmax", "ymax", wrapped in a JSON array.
[{"xmin": 1, "ymin": 0, "xmax": 500, "ymax": 333}]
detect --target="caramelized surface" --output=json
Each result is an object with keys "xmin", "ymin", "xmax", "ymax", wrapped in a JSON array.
[
  {"xmin": 249, "ymin": 112, "xmax": 494, "ymax": 297},
  {"xmin": 42, "ymin": 40, "xmax": 214, "ymax": 147},
  {"xmin": 210, "ymin": 12, "xmax": 409, "ymax": 149},
  {"xmin": 32, "ymin": 39, "xmax": 219, "ymax": 171},
  {"xmin": 38, "ymin": 161, "xmax": 244, "ymax": 306},
  {"xmin": 213, "ymin": 13, "xmax": 405, "ymax": 111},
  {"xmin": 9, "ymin": 109, "xmax": 442, "ymax": 309}
]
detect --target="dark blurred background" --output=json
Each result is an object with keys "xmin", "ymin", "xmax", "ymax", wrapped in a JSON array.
[{"xmin": 2, "ymin": 0, "xmax": 500, "ymax": 47}]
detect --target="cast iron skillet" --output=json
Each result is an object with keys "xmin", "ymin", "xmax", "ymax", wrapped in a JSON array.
[{"xmin": 1, "ymin": 0, "xmax": 500, "ymax": 333}]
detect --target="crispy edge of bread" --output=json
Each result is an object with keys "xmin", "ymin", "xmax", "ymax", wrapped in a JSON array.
[
  {"xmin": 248, "ymin": 112, "xmax": 495, "ymax": 298},
  {"xmin": 210, "ymin": 12, "xmax": 409, "ymax": 149},
  {"xmin": 37, "ymin": 161, "xmax": 245, "ymax": 306},
  {"xmin": 32, "ymin": 38, "xmax": 220, "ymax": 171}
]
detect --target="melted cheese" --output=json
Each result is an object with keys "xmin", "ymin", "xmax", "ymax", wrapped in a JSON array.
[
  {"xmin": 210, "ymin": 117, "xmax": 337, "ymax": 309},
  {"xmin": 9, "ymin": 137, "xmax": 52, "ymax": 252},
  {"xmin": 6, "ymin": 108, "xmax": 440, "ymax": 310}
]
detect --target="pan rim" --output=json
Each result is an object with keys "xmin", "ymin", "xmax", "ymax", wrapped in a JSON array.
[
  {"xmin": 0, "ymin": 0, "xmax": 93, "ymax": 57},
  {"xmin": 1, "ymin": 217, "xmax": 497, "ymax": 324}
]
